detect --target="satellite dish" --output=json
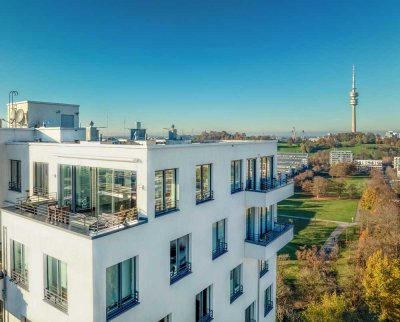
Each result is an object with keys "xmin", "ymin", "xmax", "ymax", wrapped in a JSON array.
[
  {"xmin": 16, "ymin": 109, "xmax": 25, "ymax": 123},
  {"xmin": 9, "ymin": 109, "xmax": 16, "ymax": 121}
]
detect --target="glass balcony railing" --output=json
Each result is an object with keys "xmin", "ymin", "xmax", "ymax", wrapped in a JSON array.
[
  {"xmin": 170, "ymin": 262, "xmax": 192, "ymax": 284},
  {"xmin": 245, "ymin": 175, "xmax": 293, "ymax": 192},
  {"xmin": 245, "ymin": 223, "xmax": 293, "ymax": 246},
  {"xmin": 212, "ymin": 241, "xmax": 228, "ymax": 260}
]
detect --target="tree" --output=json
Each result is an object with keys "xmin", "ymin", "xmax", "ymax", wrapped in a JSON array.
[
  {"xmin": 287, "ymin": 137, "xmax": 294, "ymax": 147},
  {"xmin": 362, "ymin": 250, "xmax": 400, "ymax": 321},
  {"xmin": 303, "ymin": 292, "xmax": 348, "ymax": 322},
  {"xmin": 329, "ymin": 162, "xmax": 353, "ymax": 178},
  {"xmin": 330, "ymin": 178, "xmax": 346, "ymax": 198},
  {"xmin": 312, "ymin": 176, "xmax": 328, "ymax": 198},
  {"xmin": 346, "ymin": 182, "xmax": 359, "ymax": 199},
  {"xmin": 276, "ymin": 255, "xmax": 295, "ymax": 322},
  {"xmin": 302, "ymin": 180, "xmax": 314, "ymax": 193}
]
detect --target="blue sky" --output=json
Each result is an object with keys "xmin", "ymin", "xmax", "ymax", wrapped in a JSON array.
[{"xmin": 1, "ymin": 0, "xmax": 399, "ymax": 135}]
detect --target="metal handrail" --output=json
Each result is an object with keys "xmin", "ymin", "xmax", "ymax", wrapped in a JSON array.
[
  {"xmin": 196, "ymin": 190, "xmax": 214, "ymax": 204},
  {"xmin": 230, "ymin": 284, "xmax": 243, "ymax": 303},
  {"xmin": 155, "ymin": 199, "xmax": 179, "ymax": 215},
  {"xmin": 264, "ymin": 300, "xmax": 273, "ymax": 316},
  {"xmin": 259, "ymin": 262, "xmax": 269, "ymax": 278},
  {"xmin": 231, "ymin": 182, "xmax": 243, "ymax": 193},
  {"xmin": 212, "ymin": 241, "xmax": 228, "ymax": 259},
  {"xmin": 10, "ymin": 270, "xmax": 29, "ymax": 289},
  {"xmin": 44, "ymin": 287, "xmax": 68, "ymax": 312},
  {"xmin": 106, "ymin": 291, "xmax": 139, "ymax": 319},
  {"xmin": 170, "ymin": 262, "xmax": 192, "ymax": 284},
  {"xmin": 245, "ymin": 223, "xmax": 292, "ymax": 246},
  {"xmin": 197, "ymin": 309, "xmax": 214, "ymax": 322},
  {"xmin": 245, "ymin": 175, "xmax": 293, "ymax": 192},
  {"xmin": 14, "ymin": 193, "xmax": 142, "ymax": 236},
  {"xmin": 8, "ymin": 181, "xmax": 21, "ymax": 192}
]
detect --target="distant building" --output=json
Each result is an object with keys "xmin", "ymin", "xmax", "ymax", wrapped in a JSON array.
[
  {"xmin": 353, "ymin": 159, "xmax": 383, "ymax": 172},
  {"xmin": 277, "ymin": 153, "xmax": 309, "ymax": 174},
  {"xmin": 393, "ymin": 157, "xmax": 400, "ymax": 177},
  {"xmin": 385, "ymin": 131, "xmax": 400, "ymax": 139},
  {"xmin": 330, "ymin": 150, "xmax": 353, "ymax": 165}
]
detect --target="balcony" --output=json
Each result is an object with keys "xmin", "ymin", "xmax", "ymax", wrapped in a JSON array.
[
  {"xmin": 10, "ymin": 193, "xmax": 148, "ymax": 238},
  {"xmin": 8, "ymin": 181, "xmax": 21, "ymax": 192},
  {"xmin": 212, "ymin": 242, "xmax": 228, "ymax": 260},
  {"xmin": 230, "ymin": 285, "xmax": 243, "ymax": 303},
  {"xmin": 197, "ymin": 310, "xmax": 213, "ymax": 322},
  {"xmin": 10, "ymin": 270, "xmax": 29, "ymax": 290},
  {"xmin": 44, "ymin": 287, "xmax": 68, "ymax": 313},
  {"xmin": 106, "ymin": 291, "xmax": 139, "ymax": 320},
  {"xmin": 170, "ymin": 262, "xmax": 192, "ymax": 284},
  {"xmin": 196, "ymin": 190, "xmax": 214, "ymax": 204},
  {"xmin": 245, "ymin": 176, "xmax": 294, "ymax": 207},
  {"xmin": 244, "ymin": 223, "xmax": 293, "ymax": 260},
  {"xmin": 231, "ymin": 182, "xmax": 243, "ymax": 194},
  {"xmin": 264, "ymin": 300, "xmax": 273, "ymax": 317},
  {"xmin": 155, "ymin": 200, "xmax": 179, "ymax": 217}
]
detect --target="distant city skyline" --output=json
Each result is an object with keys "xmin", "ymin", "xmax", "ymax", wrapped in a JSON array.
[{"xmin": 1, "ymin": 0, "xmax": 400, "ymax": 135}]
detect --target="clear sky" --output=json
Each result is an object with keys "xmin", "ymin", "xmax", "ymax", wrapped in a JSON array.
[{"xmin": 1, "ymin": 0, "xmax": 399, "ymax": 136}]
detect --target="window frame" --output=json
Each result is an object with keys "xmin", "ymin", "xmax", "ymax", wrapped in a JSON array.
[
  {"xmin": 9, "ymin": 159, "xmax": 21, "ymax": 192},
  {"xmin": 155, "ymin": 168, "xmax": 178, "ymax": 216},
  {"xmin": 196, "ymin": 164, "xmax": 213, "ymax": 204}
]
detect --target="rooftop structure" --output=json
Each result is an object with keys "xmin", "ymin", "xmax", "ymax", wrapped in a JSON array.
[
  {"xmin": 394, "ymin": 157, "xmax": 400, "ymax": 177},
  {"xmin": 330, "ymin": 150, "xmax": 353, "ymax": 165},
  {"xmin": 0, "ymin": 106, "xmax": 294, "ymax": 322}
]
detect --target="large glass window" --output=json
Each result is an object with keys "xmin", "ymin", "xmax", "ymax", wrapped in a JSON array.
[
  {"xmin": 231, "ymin": 160, "xmax": 242, "ymax": 193},
  {"xmin": 9, "ymin": 160, "xmax": 21, "ymax": 192},
  {"xmin": 196, "ymin": 285, "xmax": 213, "ymax": 322},
  {"xmin": 59, "ymin": 165, "xmax": 136, "ymax": 216},
  {"xmin": 158, "ymin": 314, "xmax": 172, "ymax": 322},
  {"xmin": 11, "ymin": 240, "xmax": 28, "ymax": 288},
  {"xmin": 196, "ymin": 164, "xmax": 212, "ymax": 203},
  {"xmin": 33, "ymin": 162, "xmax": 49, "ymax": 195},
  {"xmin": 170, "ymin": 234, "xmax": 191, "ymax": 283},
  {"xmin": 212, "ymin": 219, "xmax": 227, "ymax": 259},
  {"xmin": 259, "ymin": 206, "xmax": 273, "ymax": 237},
  {"xmin": 264, "ymin": 284, "xmax": 273, "ymax": 316},
  {"xmin": 259, "ymin": 259, "xmax": 269, "ymax": 278},
  {"xmin": 246, "ymin": 208, "xmax": 256, "ymax": 240},
  {"xmin": 155, "ymin": 169, "xmax": 177, "ymax": 215},
  {"xmin": 106, "ymin": 257, "xmax": 138, "ymax": 319},
  {"xmin": 45, "ymin": 255, "xmax": 68, "ymax": 312},
  {"xmin": 245, "ymin": 301, "xmax": 256, "ymax": 322},
  {"xmin": 246, "ymin": 158, "xmax": 256, "ymax": 190},
  {"xmin": 260, "ymin": 156, "xmax": 274, "ymax": 189},
  {"xmin": 230, "ymin": 264, "xmax": 243, "ymax": 303}
]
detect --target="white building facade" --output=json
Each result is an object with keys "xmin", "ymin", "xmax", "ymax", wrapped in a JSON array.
[
  {"xmin": 329, "ymin": 150, "xmax": 353, "ymax": 165},
  {"xmin": 0, "ymin": 103, "xmax": 294, "ymax": 322}
]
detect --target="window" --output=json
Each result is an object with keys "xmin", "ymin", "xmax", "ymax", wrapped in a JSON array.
[
  {"xmin": 230, "ymin": 264, "xmax": 243, "ymax": 303},
  {"xmin": 260, "ymin": 156, "xmax": 274, "ymax": 190},
  {"xmin": 196, "ymin": 285, "xmax": 213, "ymax": 322},
  {"xmin": 246, "ymin": 159, "xmax": 256, "ymax": 190},
  {"xmin": 44, "ymin": 255, "xmax": 68, "ymax": 312},
  {"xmin": 170, "ymin": 234, "xmax": 191, "ymax": 284},
  {"xmin": 245, "ymin": 301, "xmax": 256, "ymax": 322},
  {"xmin": 11, "ymin": 240, "xmax": 28, "ymax": 289},
  {"xmin": 158, "ymin": 314, "xmax": 172, "ymax": 322},
  {"xmin": 196, "ymin": 164, "xmax": 213, "ymax": 203},
  {"xmin": 33, "ymin": 162, "xmax": 49, "ymax": 196},
  {"xmin": 259, "ymin": 260, "xmax": 269, "ymax": 278},
  {"xmin": 212, "ymin": 219, "xmax": 227, "ymax": 259},
  {"xmin": 259, "ymin": 206, "xmax": 273, "ymax": 237},
  {"xmin": 59, "ymin": 165, "xmax": 136, "ymax": 216},
  {"xmin": 264, "ymin": 285, "xmax": 273, "ymax": 316},
  {"xmin": 20, "ymin": 316, "xmax": 32, "ymax": 322},
  {"xmin": 106, "ymin": 257, "xmax": 139, "ymax": 320},
  {"xmin": 9, "ymin": 160, "xmax": 21, "ymax": 192},
  {"xmin": 231, "ymin": 160, "xmax": 242, "ymax": 193},
  {"xmin": 155, "ymin": 169, "xmax": 178, "ymax": 216}
]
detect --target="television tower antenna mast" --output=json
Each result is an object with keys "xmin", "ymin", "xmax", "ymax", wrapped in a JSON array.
[{"xmin": 349, "ymin": 65, "xmax": 359, "ymax": 133}]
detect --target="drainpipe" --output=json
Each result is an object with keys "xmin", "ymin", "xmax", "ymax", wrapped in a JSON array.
[{"xmin": 257, "ymin": 260, "xmax": 260, "ymax": 322}]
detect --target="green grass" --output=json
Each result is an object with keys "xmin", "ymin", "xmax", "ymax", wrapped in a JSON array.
[
  {"xmin": 336, "ymin": 225, "xmax": 360, "ymax": 286},
  {"xmin": 278, "ymin": 193, "xmax": 359, "ymax": 223},
  {"xmin": 278, "ymin": 218, "xmax": 338, "ymax": 259},
  {"xmin": 277, "ymin": 143, "xmax": 303, "ymax": 153}
]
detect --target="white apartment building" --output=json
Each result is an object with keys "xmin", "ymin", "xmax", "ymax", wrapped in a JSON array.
[
  {"xmin": 329, "ymin": 150, "xmax": 353, "ymax": 165},
  {"xmin": 0, "ymin": 102, "xmax": 294, "ymax": 322},
  {"xmin": 353, "ymin": 159, "xmax": 383, "ymax": 172},
  {"xmin": 277, "ymin": 153, "xmax": 309, "ymax": 175}
]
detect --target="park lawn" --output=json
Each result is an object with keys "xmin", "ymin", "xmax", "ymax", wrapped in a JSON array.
[
  {"xmin": 277, "ymin": 143, "xmax": 303, "ymax": 153},
  {"xmin": 336, "ymin": 225, "xmax": 360, "ymax": 286},
  {"xmin": 278, "ymin": 217, "xmax": 338, "ymax": 259},
  {"xmin": 278, "ymin": 193, "xmax": 359, "ymax": 223}
]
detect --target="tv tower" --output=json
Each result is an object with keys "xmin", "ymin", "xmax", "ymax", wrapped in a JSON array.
[{"xmin": 349, "ymin": 65, "xmax": 359, "ymax": 133}]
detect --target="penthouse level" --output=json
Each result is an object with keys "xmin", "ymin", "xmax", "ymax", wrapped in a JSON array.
[{"xmin": 0, "ymin": 139, "xmax": 293, "ymax": 322}]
